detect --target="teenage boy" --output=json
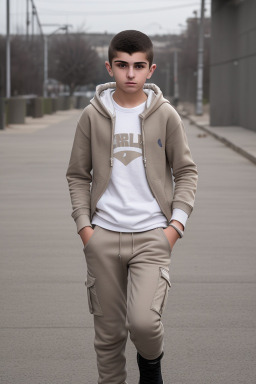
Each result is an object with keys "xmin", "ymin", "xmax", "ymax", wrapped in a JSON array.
[{"xmin": 66, "ymin": 30, "xmax": 198, "ymax": 384}]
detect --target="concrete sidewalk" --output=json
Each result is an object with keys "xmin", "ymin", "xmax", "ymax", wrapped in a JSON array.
[
  {"xmin": 2, "ymin": 106, "xmax": 256, "ymax": 166},
  {"xmin": 0, "ymin": 110, "xmax": 255, "ymax": 384},
  {"xmin": 178, "ymin": 105, "xmax": 256, "ymax": 165},
  {"xmin": 0, "ymin": 109, "xmax": 80, "ymax": 135}
]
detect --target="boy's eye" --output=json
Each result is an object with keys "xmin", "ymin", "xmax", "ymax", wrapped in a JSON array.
[
  {"xmin": 135, "ymin": 64, "xmax": 145, "ymax": 69},
  {"xmin": 117, "ymin": 63, "xmax": 127, "ymax": 68}
]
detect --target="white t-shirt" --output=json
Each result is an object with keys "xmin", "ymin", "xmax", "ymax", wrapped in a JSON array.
[{"xmin": 92, "ymin": 98, "xmax": 168, "ymax": 232}]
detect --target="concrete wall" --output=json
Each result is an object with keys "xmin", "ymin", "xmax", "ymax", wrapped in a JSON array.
[{"xmin": 210, "ymin": 0, "xmax": 256, "ymax": 131}]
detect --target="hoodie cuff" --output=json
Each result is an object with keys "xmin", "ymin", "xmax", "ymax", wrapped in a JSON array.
[{"xmin": 75, "ymin": 215, "xmax": 92, "ymax": 234}]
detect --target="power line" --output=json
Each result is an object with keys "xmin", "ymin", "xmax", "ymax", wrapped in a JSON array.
[
  {"xmin": 37, "ymin": 0, "xmax": 206, "ymax": 3},
  {"xmin": 37, "ymin": 3, "xmax": 210, "ymax": 16},
  {"xmin": 8, "ymin": 1, "xmax": 210, "ymax": 26}
]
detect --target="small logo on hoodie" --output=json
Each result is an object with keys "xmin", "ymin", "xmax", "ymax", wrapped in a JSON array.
[{"xmin": 158, "ymin": 139, "xmax": 163, "ymax": 147}]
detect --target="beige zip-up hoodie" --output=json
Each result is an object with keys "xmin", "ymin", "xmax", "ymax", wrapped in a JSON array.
[{"xmin": 66, "ymin": 82, "xmax": 198, "ymax": 234}]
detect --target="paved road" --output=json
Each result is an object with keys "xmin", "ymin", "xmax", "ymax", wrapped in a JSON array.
[{"xmin": 0, "ymin": 110, "xmax": 255, "ymax": 384}]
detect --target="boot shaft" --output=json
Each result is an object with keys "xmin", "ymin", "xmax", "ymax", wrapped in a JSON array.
[{"xmin": 137, "ymin": 352, "xmax": 164, "ymax": 384}]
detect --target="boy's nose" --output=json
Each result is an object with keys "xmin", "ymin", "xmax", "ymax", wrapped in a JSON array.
[{"xmin": 127, "ymin": 66, "xmax": 135, "ymax": 79}]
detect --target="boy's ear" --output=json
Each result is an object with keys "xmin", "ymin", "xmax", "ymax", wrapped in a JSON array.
[
  {"xmin": 105, "ymin": 61, "xmax": 114, "ymax": 77},
  {"xmin": 147, "ymin": 64, "xmax": 157, "ymax": 80}
]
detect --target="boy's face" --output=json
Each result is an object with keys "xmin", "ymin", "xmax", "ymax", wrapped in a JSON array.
[{"xmin": 105, "ymin": 51, "xmax": 156, "ymax": 95}]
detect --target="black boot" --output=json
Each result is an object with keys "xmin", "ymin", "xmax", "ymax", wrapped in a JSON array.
[{"xmin": 137, "ymin": 352, "xmax": 164, "ymax": 384}]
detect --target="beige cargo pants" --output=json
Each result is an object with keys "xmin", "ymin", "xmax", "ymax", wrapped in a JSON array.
[{"xmin": 83, "ymin": 225, "xmax": 172, "ymax": 384}]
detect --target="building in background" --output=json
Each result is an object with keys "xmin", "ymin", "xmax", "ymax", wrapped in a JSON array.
[
  {"xmin": 179, "ymin": 16, "xmax": 211, "ymax": 105},
  {"xmin": 210, "ymin": 0, "xmax": 256, "ymax": 132}
]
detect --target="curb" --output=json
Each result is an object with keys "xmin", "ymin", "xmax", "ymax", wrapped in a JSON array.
[{"xmin": 180, "ymin": 112, "xmax": 256, "ymax": 166}]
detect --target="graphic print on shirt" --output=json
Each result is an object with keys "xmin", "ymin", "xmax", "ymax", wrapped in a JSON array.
[{"xmin": 113, "ymin": 132, "xmax": 142, "ymax": 166}]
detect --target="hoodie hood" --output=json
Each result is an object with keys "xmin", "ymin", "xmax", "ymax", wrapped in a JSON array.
[{"xmin": 90, "ymin": 82, "xmax": 170, "ymax": 119}]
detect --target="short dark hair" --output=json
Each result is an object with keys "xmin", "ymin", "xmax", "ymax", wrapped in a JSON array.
[{"xmin": 108, "ymin": 30, "xmax": 154, "ymax": 67}]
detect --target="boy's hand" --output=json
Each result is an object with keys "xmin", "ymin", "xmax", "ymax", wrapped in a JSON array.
[
  {"xmin": 79, "ymin": 226, "xmax": 94, "ymax": 247},
  {"xmin": 163, "ymin": 220, "xmax": 184, "ymax": 250}
]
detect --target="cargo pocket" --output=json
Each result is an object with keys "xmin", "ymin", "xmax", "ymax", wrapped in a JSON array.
[
  {"xmin": 151, "ymin": 267, "xmax": 171, "ymax": 316},
  {"xmin": 85, "ymin": 273, "xmax": 103, "ymax": 317}
]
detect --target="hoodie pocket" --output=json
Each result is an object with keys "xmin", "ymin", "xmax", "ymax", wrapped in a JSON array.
[
  {"xmin": 151, "ymin": 267, "xmax": 171, "ymax": 316},
  {"xmin": 85, "ymin": 273, "xmax": 103, "ymax": 317}
]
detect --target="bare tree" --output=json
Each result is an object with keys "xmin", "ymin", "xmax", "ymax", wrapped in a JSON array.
[
  {"xmin": 11, "ymin": 35, "xmax": 44, "ymax": 96},
  {"xmin": 0, "ymin": 35, "xmax": 44, "ymax": 97},
  {"xmin": 49, "ymin": 34, "xmax": 100, "ymax": 95}
]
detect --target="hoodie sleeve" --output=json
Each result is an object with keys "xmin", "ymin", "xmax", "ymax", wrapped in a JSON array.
[
  {"xmin": 165, "ymin": 118, "xmax": 198, "ymax": 217},
  {"xmin": 66, "ymin": 113, "xmax": 92, "ymax": 233}
]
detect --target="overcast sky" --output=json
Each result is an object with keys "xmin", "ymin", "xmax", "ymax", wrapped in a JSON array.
[{"xmin": 1, "ymin": 0, "xmax": 211, "ymax": 36}]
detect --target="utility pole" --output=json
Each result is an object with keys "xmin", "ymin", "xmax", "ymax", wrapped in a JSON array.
[
  {"xmin": 31, "ymin": 3, "xmax": 35, "ymax": 39},
  {"xmin": 26, "ymin": 0, "xmax": 30, "ymax": 40},
  {"xmin": 31, "ymin": 0, "xmax": 44, "ymax": 36},
  {"xmin": 6, "ymin": 0, "xmax": 11, "ymax": 98},
  {"xmin": 165, "ymin": 62, "xmax": 170, "ymax": 98},
  {"xmin": 196, "ymin": 0, "xmax": 205, "ymax": 115},
  {"xmin": 173, "ymin": 49, "xmax": 179, "ymax": 106},
  {"xmin": 43, "ymin": 35, "xmax": 48, "ymax": 98}
]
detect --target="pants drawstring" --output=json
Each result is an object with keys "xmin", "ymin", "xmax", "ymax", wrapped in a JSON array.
[
  {"xmin": 118, "ymin": 232, "xmax": 134, "ymax": 257},
  {"xmin": 118, "ymin": 232, "xmax": 122, "ymax": 259}
]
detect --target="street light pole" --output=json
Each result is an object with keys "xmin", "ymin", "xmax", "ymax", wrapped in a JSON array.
[
  {"xmin": 6, "ymin": 0, "xmax": 11, "ymax": 98},
  {"xmin": 196, "ymin": 0, "xmax": 205, "ymax": 115},
  {"xmin": 43, "ymin": 25, "xmax": 70, "ymax": 98}
]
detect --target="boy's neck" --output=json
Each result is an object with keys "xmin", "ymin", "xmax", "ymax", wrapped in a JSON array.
[{"xmin": 113, "ymin": 89, "xmax": 147, "ymax": 108}]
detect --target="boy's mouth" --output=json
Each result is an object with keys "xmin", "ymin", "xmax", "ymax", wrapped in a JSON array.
[{"xmin": 125, "ymin": 82, "xmax": 136, "ymax": 85}]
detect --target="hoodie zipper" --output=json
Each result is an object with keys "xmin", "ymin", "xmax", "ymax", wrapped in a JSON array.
[
  {"xmin": 140, "ymin": 116, "xmax": 147, "ymax": 168},
  {"xmin": 90, "ymin": 85, "xmax": 171, "ymax": 221},
  {"xmin": 110, "ymin": 114, "xmax": 115, "ymax": 167},
  {"xmin": 140, "ymin": 115, "xmax": 169, "ymax": 221}
]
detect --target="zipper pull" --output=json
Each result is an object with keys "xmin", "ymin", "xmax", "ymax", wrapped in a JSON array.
[{"xmin": 143, "ymin": 157, "xmax": 147, "ymax": 167}]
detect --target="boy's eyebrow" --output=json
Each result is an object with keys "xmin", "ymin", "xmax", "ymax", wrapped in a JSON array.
[{"xmin": 113, "ymin": 60, "xmax": 147, "ymax": 65}]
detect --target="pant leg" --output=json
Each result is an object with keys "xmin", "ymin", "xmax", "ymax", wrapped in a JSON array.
[
  {"xmin": 84, "ymin": 226, "xmax": 129, "ymax": 384},
  {"xmin": 127, "ymin": 228, "xmax": 172, "ymax": 360}
]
